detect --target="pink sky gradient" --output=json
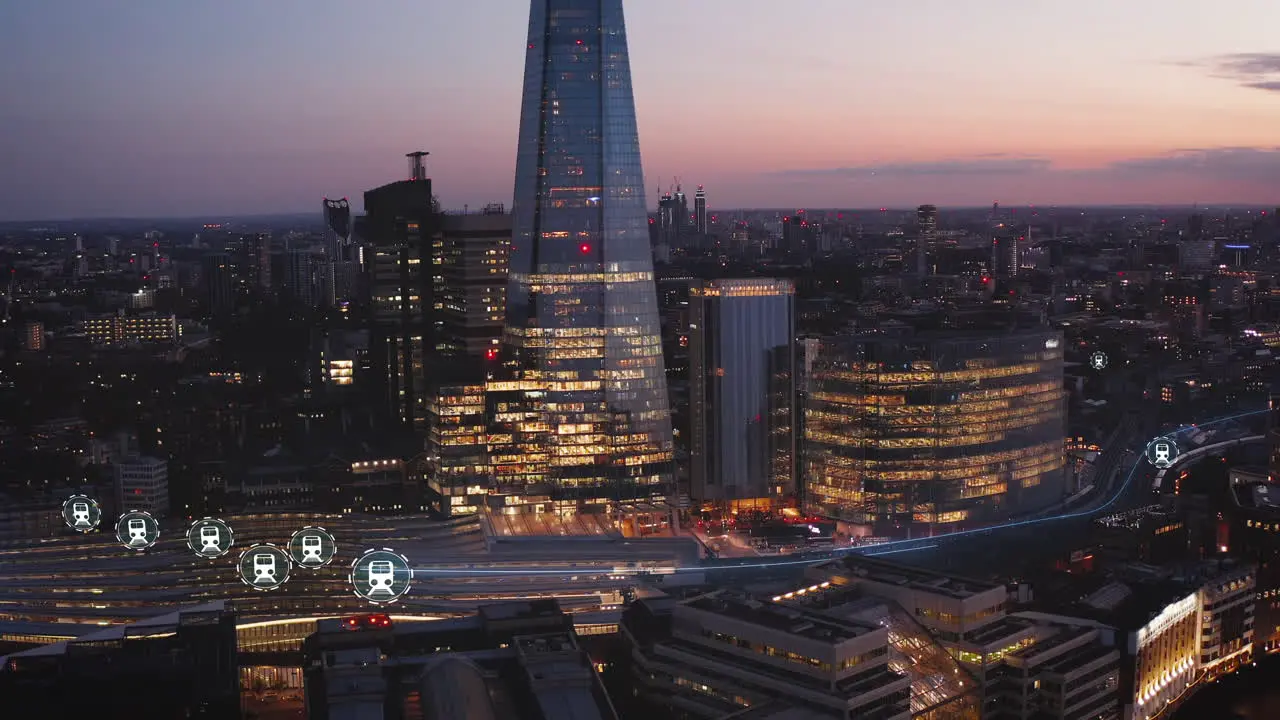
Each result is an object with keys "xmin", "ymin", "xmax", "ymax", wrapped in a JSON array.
[{"xmin": 1, "ymin": 0, "xmax": 1279, "ymax": 219}]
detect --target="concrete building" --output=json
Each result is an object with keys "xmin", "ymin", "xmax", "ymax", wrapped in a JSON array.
[
  {"xmin": 622, "ymin": 589, "xmax": 912, "ymax": 719},
  {"xmin": 114, "ymin": 455, "xmax": 169, "ymax": 516}
]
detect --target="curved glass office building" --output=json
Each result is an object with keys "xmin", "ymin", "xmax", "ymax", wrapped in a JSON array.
[
  {"xmin": 498, "ymin": 0, "xmax": 673, "ymax": 506},
  {"xmin": 803, "ymin": 330, "xmax": 1066, "ymax": 536}
]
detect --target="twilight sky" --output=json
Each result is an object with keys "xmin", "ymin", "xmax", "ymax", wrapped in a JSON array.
[{"xmin": 2, "ymin": 0, "xmax": 1280, "ymax": 220}]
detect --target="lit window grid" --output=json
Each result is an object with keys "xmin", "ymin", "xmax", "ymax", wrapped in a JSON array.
[{"xmin": 803, "ymin": 337, "xmax": 1065, "ymax": 528}]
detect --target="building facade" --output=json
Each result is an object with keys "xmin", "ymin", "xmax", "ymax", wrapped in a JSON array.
[
  {"xmin": 114, "ymin": 455, "xmax": 170, "ymax": 516},
  {"xmin": 622, "ymin": 590, "xmax": 912, "ymax": 719},
  {"xmin": 83, "ymin": 312, "xmax": 179, "ymax": 346},
  {"xmin": 688, "ymin": 278, "xmax": 796, "ymax": 508},
  {"xmin": 501, "ymin": 0, "xmax": 674, "ymax": 508},
  {"xmin": 362, "ymin": 152, "xmax": 437, "ymax": 430},
  {"xmin": 803, "ymin": 330, "xmax": 1066, "ymax": 536},
  {"xmin": 436, "ymin": 207, "xmax": 511, "ymax": 362}
]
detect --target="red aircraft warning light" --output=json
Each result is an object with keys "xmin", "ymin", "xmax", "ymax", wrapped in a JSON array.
[{"xmin": 579, "ymin": 243, "xmax": 592, "ymax": 254}]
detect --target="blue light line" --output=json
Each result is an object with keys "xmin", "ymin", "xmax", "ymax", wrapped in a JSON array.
[{"xmin": 412, "ymin": 408, "xmax": 1267, "ymax": 578}]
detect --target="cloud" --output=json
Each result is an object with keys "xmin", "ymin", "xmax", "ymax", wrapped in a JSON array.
[
  {"xmin": 1192, "ymin": 52, "xmax": 1280, "ymax": 94},
  {"xmin": 770, "ymin": 157, "xmax": 1052, "ymax": 178},
  {"xmin": 755, "ymin": 148, "xmax": 1280, "ymax": 205},
  {"xmin": 771, "ymin": 147, "xmax": 1280, "ymax": 182},
  {"xmin": 1105, "ymin": 147, "xmax": 1280, "ymax": 183}
]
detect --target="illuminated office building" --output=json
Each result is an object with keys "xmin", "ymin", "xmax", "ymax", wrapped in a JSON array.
[
  {"xmin": 436, "ymin": 206, "xmax": 511, "ymax": 361},
  {"xmin": 82, "ymin": 312, "xmax": 180, "ymax": 346},
  {"xmin": 803, "ymin": 330, "xmax": 1066, "ymax": 536},
  {"xmin": 362, "ymin": 152, "xmax": 437, "ymax": 429},
  {"xmin": 426, "ymin": 382, "xmax": 490, "ymax": 516},
  {"xmin": 500, "ymin": 0, "xmax": 674, "ymax": 509},
  {"xmin": 688, "ymin": 279, "xmax": 796, "ymax": 509}
]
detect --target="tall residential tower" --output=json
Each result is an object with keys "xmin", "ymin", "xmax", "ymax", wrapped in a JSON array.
[{"xmin": 499, "ymin": 0, "xmax": 674, "ymax": 508}]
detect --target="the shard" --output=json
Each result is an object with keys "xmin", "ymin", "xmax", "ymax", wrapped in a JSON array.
[{"xmin": 499, "ymin": 0, "xmax": 673, "ymax": 506}]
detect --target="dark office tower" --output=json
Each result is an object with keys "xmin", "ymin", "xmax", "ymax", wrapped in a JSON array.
[
  {"xmin": 694, "ymin": 185, "xmax": 707, "ymax": 234},
  {"xmin": 436, "ymin": 204, "xmax": 511, "ymax": 362},
  {"xmin": 675, "ymin": 183, "xmax": 688, "ymax": 225},
  {"xmin": 1188, "ymin": 213, "xmax": 1205, "ymax": 241},
  {"xmin": 323, "ymin": 197, "xmax": 355, "ymax": 305},
  {"xmin": 917, "ymin": 204, "xmax": 938, "ymax": 246},
  {"xmin": 916, "ymin": 204, "xmax": 938, "ymax": 278},
  {"xmin": 362, "ymin": 152, "xmax": 437, "ymax": 429},
  {"xmin": 201, "ymin": 252, "xmax": 235, "ymax": 316},
  {"xmin": 658, "ymin": 189, "xmax": 679, "ymax": 248},
  {"xmin": 992, "ymin": 230, "xmax": 1020, "ymax": 278},
  {"xmin": 283, "ymin": 249, "xmax": 320, "ymax": 308},
  {"xmin": 782, "ymin": 214, "xmax": 812, "ymax": 254},
  {"xmin": 1269, "ymin": 392, "xmax": 1280, "ymax": 483},
  {"xmin": 503, "ymin": 0, "xmax": 674, "ymax": 506},
  {"xmin": 689, "ymin": 280, "xmax": 796, "ymax": 508}
]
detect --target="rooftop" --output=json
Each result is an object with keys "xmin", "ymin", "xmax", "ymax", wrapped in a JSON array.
[
  {"xmin": 1, "ymin": 601, "xmax": 229, "ymax": 664},
  {"xmin": 684, "ymin": 590, "xmax": 877, "ymax": 643},
  {"xmin": 816, "ymin": 555, "xmax": 1003, "ymax": 600}
]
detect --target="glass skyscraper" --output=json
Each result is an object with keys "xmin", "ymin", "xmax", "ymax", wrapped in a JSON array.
[
  {"xmin": 498, "ymin": 0, "xmax": 673, "ymax": 506},
  {"xmin": 688, "ymin": 279, "xmax": 796, "ymax": 508}
]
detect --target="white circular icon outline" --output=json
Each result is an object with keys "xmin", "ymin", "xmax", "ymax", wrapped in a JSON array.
[
  {"xmin": 238, "ymin": 544, "xmax": 293, "ymax": 592},
  {"xmin": 115, "ymin": 511, "xmax": 160, "ymax": 551},
  {"xmin": 1089, "ymin": 351, "xmax": 1108, "ymax": 371},
  {"xmin": 350, "ymin": 548, "xmax": 413, "ymax": 605},
  {"xmin": 62, "ymin": 495, "xmax": 102, "ymax": 532},
  {"xmin": 1145, "ymin": 436, "xmax": 1180, "ymax": 469},
  {"xmin": 288, "ymin": 526, "xmax": 337, "ymax": 569},
  {"xmin": 186, "ymin": 517, "xmax": 235, "ymax": 559}
]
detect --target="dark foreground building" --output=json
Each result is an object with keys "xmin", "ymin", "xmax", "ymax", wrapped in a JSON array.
[
  {"xmin": 303, "ymin": 600, "xmax": 618, "ymax": 720},
  {"xmin": 0, "ymin": 601, "xmax": 239, "ymax": 719}
]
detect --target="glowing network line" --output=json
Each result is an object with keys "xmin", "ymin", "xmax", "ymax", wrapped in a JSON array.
[{"xmin": 411, "ymin": 408, "xmax": 1267, "ymax": 578}]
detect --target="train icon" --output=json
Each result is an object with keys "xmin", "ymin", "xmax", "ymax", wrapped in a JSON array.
[
  {"xmin": 200, "ymin": 525, "xmax": 222, "ymax": 552},
  {"xmin": 367, "ymin": 561, "xmax": 395, "ymax": 595},
  {"xmin": 127, "ymin": 518, "xmax": 149, "ymax": 546},
  {"xmin": 301, "ymin": 535, "xmax": 323, "ymax": 562},
  {"xmin": 253, "ymin": 553, "xmax": 278, "ymax": 584},
  {"xmin": 71, "ymin": 502, "xmax": 91, "ymax": 528}
]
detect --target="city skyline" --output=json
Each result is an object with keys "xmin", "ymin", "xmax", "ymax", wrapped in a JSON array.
[{"xmin": 2, "ymin": 0, "xmax": 1279, "ymax": 221}]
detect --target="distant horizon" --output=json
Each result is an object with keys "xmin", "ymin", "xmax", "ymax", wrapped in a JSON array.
[
  {"xmin": 2, "ymin": 202, "xmax": 1276, "ymax": 228},
  {"xmin": 3, "ymin": 2, "xmax": 1280, "ymax": 220}
]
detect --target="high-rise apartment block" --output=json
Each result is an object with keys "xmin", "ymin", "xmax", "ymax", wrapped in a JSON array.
[
  {"xmin": 688, "ymin": 279, "xmax": 796, "ymax": 509},
  {"xmin": 22, "ymin": 321, "xmax": 44, "ymax": 351},
  {"xmin": 497, "ymin": 0, "xmax": 674, "ymax": 509},
  {"xmin": 82, "ymin": 312, "xmax": 180, "ymax": 346}
]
